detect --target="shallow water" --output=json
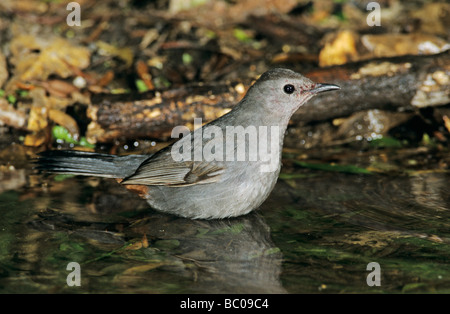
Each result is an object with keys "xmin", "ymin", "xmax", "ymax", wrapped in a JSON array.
[{"xmin": 0, "ymin": 158, "xmax": 449, "ymax": 293}]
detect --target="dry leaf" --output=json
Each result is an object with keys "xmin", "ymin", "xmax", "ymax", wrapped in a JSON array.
[
  {"xmin": 142, "ymin": 234, "xmax": 149, "ymax": 248},
  {"xmin": 361, "ymin": 33, "xmax": 450, "ymax": 58},
  {"xmin": 411, "ymin": 3, "xmax": 450, "ymax": 36},
  {"xmin": 9, "ymin": 35, "xmax": 90, "ymax": 82},
  {"xmin": 24, "ymin": 131, "xmax": 47, "ymax": 147},
  {"xmin": 27, "ymin": 105, "xmax": 48, "ymax": 132},
  {"xmin": 319, "ymin": 30, "xmax": 359, "ymax": 67},
  {"xmin": 126, "ymin": 241, "xmax": 143, "ymax": 250},
  {"xmin": 96, "ymin": 41, "xmax": 133, "ymax": 68},
  {"xmin": 122, "ymin": 262, "xmax": 164, "ymax": 275},
  {"xmin": 96, "ymin": 70, "xmax": 114, "ymax": 87},
  {"xmin": 0, "ymin": 99, "xmax": 27, "ymax": 129},
  {"xmin": 443, "ymin": 115, "xmax": 450, "ymax": 133},
  {"xmin": 41, "ymin": 80, "xmax": 79, "ymax": 98},
  {"xmin": 125, "ymin": 234, "xmax": 149, "ymax": 250},
  {"xmin": 48, "ymin": 109, "xmax": 80, "ymax": 140},
  {"xmin": 136, "ymin": 61, "xmax": 154, "ymax": 90}
]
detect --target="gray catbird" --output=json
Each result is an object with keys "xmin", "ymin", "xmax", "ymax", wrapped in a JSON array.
[{"xmin": 37, "ymin": 68, "xmax": 339, "ymax": 219}]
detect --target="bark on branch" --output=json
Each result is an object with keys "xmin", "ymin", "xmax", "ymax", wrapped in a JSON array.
[
  {"xmin": 86, "ymin": 51, "xmax": 449, "ymax": 143},
  {"xmin": 296, "ymin": 50, "xmax": 449, "ymax": 123}
]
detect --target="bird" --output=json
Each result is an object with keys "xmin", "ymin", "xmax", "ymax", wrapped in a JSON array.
[{"xmin": 36, "ymin": 68, "xmax": 339, "ymax": 219}]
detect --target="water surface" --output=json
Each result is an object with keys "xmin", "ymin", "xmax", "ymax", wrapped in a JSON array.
[{"xmin": 0, "ymin": 154, "xmax": 449, "ymax": 293}]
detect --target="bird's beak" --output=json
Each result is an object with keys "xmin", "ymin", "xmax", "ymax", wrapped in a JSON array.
[{"xmin": 310, "ymin": 83, "xmax": 340, "ymax": 94}]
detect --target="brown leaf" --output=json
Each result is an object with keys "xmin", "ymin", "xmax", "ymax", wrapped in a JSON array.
[
  {"xmin": 142, "ymin": 234, "xmax": 149, "ymax": 248},
  {"xmin": 122, "ymin": 262, "xmax": 165, "ymax": 275},
  {"xmin": 27, "ymin": 105, "xmax": 48, "ymax": 132},
  {"xmin": 9, "ymin": 35, "xmax": 90, "ymax": 81},
  {"xmin": 96, "ymin": 70, "xmax": 114, "ymax": 87},
  {"xmin": 42, "ymin": 80, "xmax": 78, "ymax": 98},
  {"xmin": 48, "ymin": 109, "xmax": 80, "ymax": 140},
  {"xmin": 0, "ymin": 99, "xmax": 27, "ymax": 129},
  {"xmin": 361, "ymin": 33, "xmax": 450, "ymax": 58},
  {"xmin": 319, "ymin": 31, "xmax": 359, "ymax": 67},
  {"xmin": 23, "ymin": 131, "xmax": 47, "ymax": 147},
  {"xmin": 125, "ymin": 234, "xmax": 149, "ymax": 250},
  {"xmin": 136, "ymin": 60, "xmax": 154, "ymax": 90},
  {"xmin": 443, "ymin": 115, "xmax": 450, "ymax": 134},
  {"xmin": 125, "ymin": 241, "xmax": 143, "ymax": 250},
  {"xmin": 96, "ymin": 41, "xmax": 133, "ymax": 68}
]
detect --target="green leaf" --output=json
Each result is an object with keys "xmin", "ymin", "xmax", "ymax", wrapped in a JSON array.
[
  {"xmin": 182, "ymin": 52, "xmax": 193, "ymax": 65},
  {"xmin": 421, "ymin": 133, "xmax": 436, "ymax": 147},
  {"xmin": 52, "ymin": 126, "xmax": 95, "ymax": 148},
  {"xmin": 17, "ymin": 89, "xmax": 29, "ymax": 97},
  {"xmin": 369, "ymin": 136, "xmax": 403, "ymax": 148},
  {"xmin": 53, "ymin": 174, "xmax": 75, "ymax": 182},
  {"xmin": 78, "ymin": 137, "xmax": 95, "ymax": 148},
  {"xmin": 135, "ymin": 79, "xmax": 149, "ymax": 92},
  {"xmin": 59, "ymin": 242, "xmax": 84, "ymax": 252},
  {"xmin": 233, "ymin": 28, "xmax": 253, "ymax": 43},
  {"xmin": 7, "ymin": 95, "xmax": 16, "ymax": 104},
  {"xmin": 205, "ymin": 29, "xmax": 216, "ymax": 39},
  {"xmin": 111, "ymin": 88, "xmax": 131, "ymax": 94},
  {"xmin": 52, "ymin": 125, "xmax": 77, "ymax": 144}
]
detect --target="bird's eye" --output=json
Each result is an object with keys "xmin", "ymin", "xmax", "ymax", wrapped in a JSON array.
[{"xmin": 283, "ymin": 84, "xmax": 295, "ymax": 94}]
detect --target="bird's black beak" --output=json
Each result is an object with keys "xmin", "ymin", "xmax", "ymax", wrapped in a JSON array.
[{"xmin": 310, "ymin": 83, "xmax": 340, "ymax": 94}]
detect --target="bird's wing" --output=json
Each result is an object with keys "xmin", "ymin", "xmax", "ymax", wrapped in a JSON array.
[{"xmin": 120, "ymin": 146, "xmax": 225, "ymax": 186}]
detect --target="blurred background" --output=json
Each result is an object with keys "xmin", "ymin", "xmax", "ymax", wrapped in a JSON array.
[{"xmin": 0, "ymin": 0, "xmax": 449, "ymax": 294}]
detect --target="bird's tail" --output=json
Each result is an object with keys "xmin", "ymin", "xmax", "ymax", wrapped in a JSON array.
[{"xmin": 35, "ymin": 150, "xmax": 149, "ymax": 179}]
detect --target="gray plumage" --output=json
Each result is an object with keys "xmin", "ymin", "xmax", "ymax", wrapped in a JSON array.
[{"xmin": 36, "ymin": 68, "xmax": 339, "ymax": 219}]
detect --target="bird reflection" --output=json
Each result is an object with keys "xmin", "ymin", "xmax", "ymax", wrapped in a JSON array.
[{"xmin": 29, "ymin": 178, "xmax": 286, "ymax": 293}]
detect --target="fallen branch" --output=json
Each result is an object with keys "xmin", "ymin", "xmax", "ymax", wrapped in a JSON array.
[
  {"xmin": 296, "ymin": 50, "xmax": 450, "ymax": 123},
  {"xmin": 86, "ymin": 84, "xmax": 244, "ymax": 143},
  {"xmin": 77, "ymin": 51, "xmax": 450, "ymax": 143}
]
